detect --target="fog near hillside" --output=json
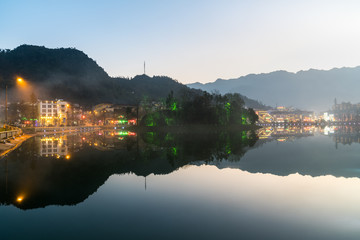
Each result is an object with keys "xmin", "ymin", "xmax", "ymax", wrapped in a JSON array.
[{"xmin": 188, "ymin": 67, "xmax": 360, "ymax": 112}]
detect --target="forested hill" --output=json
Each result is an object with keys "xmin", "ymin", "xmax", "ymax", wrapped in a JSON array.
[
  {"xmin": 0, "ymin": 45, "xmax": 197, "ymax": 106},
  {"xmin": 0, "ymin": 45, "xmax": 268, "ymax": 109}
]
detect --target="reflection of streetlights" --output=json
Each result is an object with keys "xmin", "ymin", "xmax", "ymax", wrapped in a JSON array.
[{"xmin": 16, "ymin": 195, "xmax": 24, "ymax": 203}]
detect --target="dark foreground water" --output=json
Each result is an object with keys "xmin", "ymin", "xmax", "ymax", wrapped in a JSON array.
[{"xmin": 1, "ymin": 126, "xmax": 360, "ymax": 239}]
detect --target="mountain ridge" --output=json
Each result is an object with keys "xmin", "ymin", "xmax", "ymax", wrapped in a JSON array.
[{"xmin": 187, "ymin": 66, "xmax": 360, "ymax": 111}]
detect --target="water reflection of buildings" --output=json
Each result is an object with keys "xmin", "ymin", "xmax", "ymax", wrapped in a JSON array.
[
  {"xmin": 38, "ymin": 130, "xmax": 138, "ymax": 158},
  {"xmin": 258, "ymin": 125, "xmax": 360, "ymax": 146},
  {"xmin": 38, "ymin": 134, "xmax": 86, "ymax": 159},
  {"xmin": 257, "ymin": 126, "xmax": 315, "ymax": 141},
  {"xmin": 91, "ymin": 130, "xmax": 137, "ymax": 151},
  {"xmin": 322, "ymin": 126, "xmax": 360, "ymax": 146},
  {"xmin": 40, "ymin": 136, "xmax": 68, "ymax": 157},
  {"xmin": 0, "ymin": 130, "xmax": 140, "ymax": 209}
]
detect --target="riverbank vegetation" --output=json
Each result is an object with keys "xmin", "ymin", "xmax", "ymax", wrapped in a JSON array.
[{"xmin": 140, "ymin": 91, "xmax": 259, "ymax": 127}]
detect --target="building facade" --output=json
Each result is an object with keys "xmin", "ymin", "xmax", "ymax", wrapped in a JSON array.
[
  {"xmin": 331, "ymin": 102, "xmax": 360, "ymax": 121},
  {"xmin": 39, "ymin": 100, "xmax": 69, "ymax": 126},
  {"xmin": 256, "ymin": 107, "xmax": 315, "ymax": 123}
]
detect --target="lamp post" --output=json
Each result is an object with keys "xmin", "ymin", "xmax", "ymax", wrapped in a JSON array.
[
  {"xmin": 5, "ymin": 85, "xmax": 7, "ymax": 124},
  {"xmin": 4, "ymin": 78, "xmax": 26, "ymax": 125}
]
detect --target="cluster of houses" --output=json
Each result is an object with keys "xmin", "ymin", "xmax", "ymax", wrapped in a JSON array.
[
  {"xmin": 0, "ymin": 99, "xmax": 139, "ymax": 127},
  {"xmin": 256, "ymin": 107, "xmax": 315, "ymax": 124}
]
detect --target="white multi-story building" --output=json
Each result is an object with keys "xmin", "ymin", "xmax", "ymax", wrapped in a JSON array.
[{"xmin": 39, "ymin": 99, "xmax": 69, "ymax": 126}]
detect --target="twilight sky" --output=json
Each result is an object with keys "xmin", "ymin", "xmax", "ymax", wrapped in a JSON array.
[{"xmin": 1, "ymin": 0, "xmax": 360, "ymax": 84}]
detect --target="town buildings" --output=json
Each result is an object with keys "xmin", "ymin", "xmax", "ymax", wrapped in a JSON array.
[
  {"xmin": 93, "ymin": 103, "xmax": 137, "ymax": 125},
  {"xmin": 331, "ymin": 101, "xmax": 360, "ymax": 121},
  {"xmin": 256, "ymin": 107, "xmax": 315, "ymax": 123}
]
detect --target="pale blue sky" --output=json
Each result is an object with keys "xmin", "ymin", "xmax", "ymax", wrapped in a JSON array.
[{"xmin": 1, "ymin": 0, "xmax": 360, "ymax": 83}]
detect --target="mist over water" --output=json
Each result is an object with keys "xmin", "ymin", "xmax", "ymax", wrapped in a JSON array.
[{"xmin": 1, "ymin": 127, "xmax": 360, "ymax": 239}]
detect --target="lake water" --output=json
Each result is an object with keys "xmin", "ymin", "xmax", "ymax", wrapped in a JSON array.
[{"xmin": 1, "ymin": 126, "xmax": 360, "ymax": 239}]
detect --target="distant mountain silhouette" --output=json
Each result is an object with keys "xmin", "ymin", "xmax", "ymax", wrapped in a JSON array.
[
  {"xmin": 188, "ymin": 67, "xmax": 360, "ymax": 111},
  {"xmin": 0, "ymin": 45, "xmax": 199, "ymax": 106}
]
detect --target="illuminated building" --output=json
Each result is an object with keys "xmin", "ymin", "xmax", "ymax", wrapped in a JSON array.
[
  {"xmin": 276, "ymin": 106, "xmax": 286, "ymax": 111},
  {"xmin": 39, "ymin": 100, "xmax": 70, "ymax": 126},
  {"xmin": 256, "ymin": 109, "xmax": 315, "ymax": 123},
  {"xmin": 331, "ymin": 101, "xmax": 360, "ymax": 122},
  {"xmin": 93, "ymin": 104, "xmax": 114, "ymax": 114},
  {"xmin": 93, "ymin": 103, "xmax": 138, "ymax": 125},
  {"xmin": 256, "ymin": 110, "xmax": 273, "ymax": 123},
  {"xmin": 323, "ymin": 112, "xmax": 335, "ymax": 122}
]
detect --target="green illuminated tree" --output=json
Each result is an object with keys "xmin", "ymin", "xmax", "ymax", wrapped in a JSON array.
[{"xmin": 166, "ymin": 90, "xmax": 178, "ymax": 111}]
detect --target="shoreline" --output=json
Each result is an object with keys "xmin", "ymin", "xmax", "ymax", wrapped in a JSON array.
[
  {"xmin": 0, "ymin": 134, "xmax": 34, "ymax": 159},
  {"xmin": 0, "ymin": 126, "xmax": 101, "ymax": 159}
]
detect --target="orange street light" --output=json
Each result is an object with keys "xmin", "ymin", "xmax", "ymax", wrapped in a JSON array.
[
  {"xmin": 4, "ymin": 77, "xmax": 26, "ymax": 123},
  {"xmin": 17, "ymin": 77, "xmax": 27, "ymax": 87}
]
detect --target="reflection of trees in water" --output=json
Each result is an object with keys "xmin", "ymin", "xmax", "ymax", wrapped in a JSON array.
[
  {"xmin": 0, "ymin": 129, "xmax": 258, "ymax": 209},
  {"xmin": 140, "ymin": 130, "xmax": 258, "ymax": 165}
]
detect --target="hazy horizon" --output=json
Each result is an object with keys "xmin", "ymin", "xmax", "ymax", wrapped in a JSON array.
[
  {"xmin": 187, "ymin": 65, "xmax": 360, "ymax": 84},
  {"xmin": 2, "ymin": 0, "xmax": 360, "ymax": 84}
]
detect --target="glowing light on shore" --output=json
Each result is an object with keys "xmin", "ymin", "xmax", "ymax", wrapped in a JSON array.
[{"xmin": 16, "ymin": 196, "xmax": 24, "ymax": 203}]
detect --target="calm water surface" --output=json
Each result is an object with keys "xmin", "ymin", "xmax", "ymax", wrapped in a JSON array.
[{"xmin": 1, "ymin": 126, "xmax": 360, "ymax": 239}]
